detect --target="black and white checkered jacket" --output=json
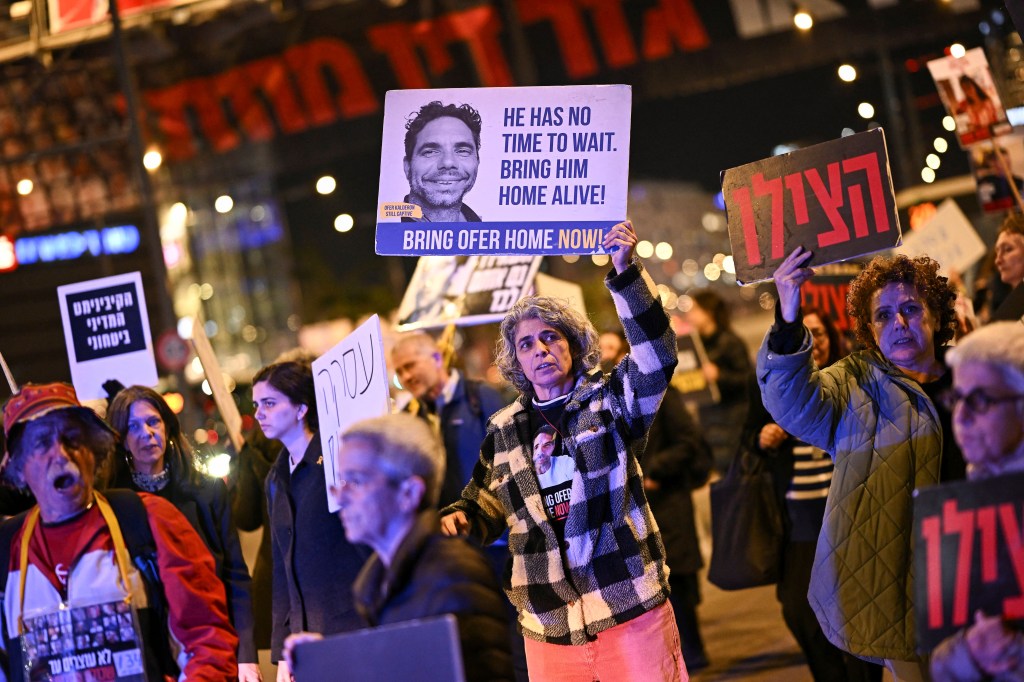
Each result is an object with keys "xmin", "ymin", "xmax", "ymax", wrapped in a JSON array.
[{"xmin": 445, "ymin": 261, "xmax": 678, "ymax": 645}]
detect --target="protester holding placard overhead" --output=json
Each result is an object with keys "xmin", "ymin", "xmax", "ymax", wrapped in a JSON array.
[
  {"xmin": 990, "ymin": 212, "xmax": 1024, "ymax": 322},
  {"xmin": 744, "ymin": 309, "xmax": 883, "ymax": 682},
  {"xmin": 0, "ymin": 382, "xmax": 238, "ymax": 681},
  {"xmin": 929, "ymin": 322, "xmax": 1024, "ymax": 681},
  {"xmin": 758, "ymin": 248, "xmax": 965, "ymax": 681},
  {"xmin": 252, "ymin": 360, "xmax": 369, "ymax": 682},
  {"xmin": 106, "ymin": 385, "xmax": 261, "ymax": 682},
  {"xmin": 440, "ymin": 221, "xmax": 688, "ymax": 681}
]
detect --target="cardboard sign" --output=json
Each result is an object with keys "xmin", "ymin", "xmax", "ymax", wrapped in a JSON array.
[
  {"xmin": 396, "ymin": 256, "xmax": 542, "ymax": 331},
  {"xmin": 190, "ymin": 316, "xmax": 243, "ymax": 452},
  {"xmin": 57, "ymin": 272, "xmax": 157, "ymax": 401},
  {"xmin": 375, "ymin": 85, "xmax": 631, "ymax": 256},
  {"xmin": 927, "ymin": 47, "xmax": 1012, "ymax": 148},
  {"xmin": 722, "ymin": 128, "xmax": 901, "ymax": 285},
  {"xmin": 912, "ymin": 472, "xmax": 1024, "ymax": 651},
  {"xmin": 672, "ymin": 332, "xmax": 719, "ymax": 405},
  {"xmin": 896, "ymin": 198, "xmax": 987, "ymax": 277},
  {"xmin": 800, "ymin": 263, "xmax": 862, "ymax": 339},
  {"xmin": 311, "ymin": 315, "xmax": 391, "ymax": 513},
  {"xmin": 968, "ymin": 135, "xmax": 1024, "ymax": 213}
]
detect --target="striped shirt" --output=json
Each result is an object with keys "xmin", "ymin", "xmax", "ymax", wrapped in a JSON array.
[{"xmin": 785, "ymin": 441, "xmax": 834, "ymax": 542}]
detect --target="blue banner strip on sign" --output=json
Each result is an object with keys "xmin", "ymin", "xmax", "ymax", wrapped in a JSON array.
[{"xmin": 375, "ymin": 221, "xmax": 622, "ymax": 256}]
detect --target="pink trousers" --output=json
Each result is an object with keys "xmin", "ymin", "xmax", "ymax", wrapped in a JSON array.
[{"xmin": 523, "ymin": 600, "xmax": 689, "ymax": 682}]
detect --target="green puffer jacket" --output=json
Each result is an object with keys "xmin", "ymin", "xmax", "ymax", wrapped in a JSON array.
[{"xmin": 757, "ymin": 332, "xmax": 942, "ymax": 662}]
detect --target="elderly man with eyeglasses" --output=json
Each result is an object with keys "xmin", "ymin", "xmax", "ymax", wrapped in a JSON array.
[
  {"xmin": 929, "ymin": 322, "xmax": 1024, "ymax": 681},
  {"xmin": 282, "ymin": 413, "xmax": 513, "ymax": 681}
]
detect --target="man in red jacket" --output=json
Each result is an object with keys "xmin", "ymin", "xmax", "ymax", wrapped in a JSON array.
[{"xmin": 0, "ymin": 382, "xmax": 238, "ymax": 681}]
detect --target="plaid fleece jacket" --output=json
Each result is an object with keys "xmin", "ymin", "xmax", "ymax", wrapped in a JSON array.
[{"xmin": 446, "ymin": 261, "xmax": 678, "ymax": 645}]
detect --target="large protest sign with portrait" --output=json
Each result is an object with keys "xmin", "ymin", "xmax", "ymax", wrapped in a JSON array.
[
  {"xmin": 912, "ymin": 472, "xmax": 1024, "ymax": 651},
  {"xmin": 57, "ymin": 272, "xmax": 158, "ymax": 401},
  {"xmin": 375, "ymin": 85, "xmax": 631, "ymax": 256},
  {"xmin": 722, "ymin": 128, "xmax": 902, "ymax": 285},
  {"xmin": 311, "ymin": 315, "xmax": 390, "ymax": 512},
  {"xmin": 396, "ymin": 255, "xmax": 542, "ymax": 331},
  {"xmin": 927, "ymin": 48, "xmax": 1012, "ymax": 148}
]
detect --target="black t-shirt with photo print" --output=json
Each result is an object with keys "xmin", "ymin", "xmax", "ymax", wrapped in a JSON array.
[{"xmin": 529, "ymin": 395, "xmax": 576, "ymax": 541}]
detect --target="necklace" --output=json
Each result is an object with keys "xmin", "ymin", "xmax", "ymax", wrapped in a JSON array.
[
  {"xmin": 533, "ymin": 395, "xmax": 568, "ymax": 440},
  {"xmin": 132, "ymin": 466, "xmax": 170, "ymax": 492}
]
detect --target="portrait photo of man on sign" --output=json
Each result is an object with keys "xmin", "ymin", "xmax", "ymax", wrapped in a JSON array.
[{"xmin": 402, "ymin": 101, "xmax": 483, "ymax": 223}]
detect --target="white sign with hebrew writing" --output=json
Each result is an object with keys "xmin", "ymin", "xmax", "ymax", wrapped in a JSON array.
[
  {"xmin": 312, "ymin": 314, "xmax": 391, "ymax": 512},
  {"xmin": 57, "ymin": 272, "xmax": 157, "ymax": 401}
]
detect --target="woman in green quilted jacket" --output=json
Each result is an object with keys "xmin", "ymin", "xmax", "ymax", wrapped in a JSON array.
[{"xmin": 757, "ymin": 247, "xmax": 966, "ymax": 682}]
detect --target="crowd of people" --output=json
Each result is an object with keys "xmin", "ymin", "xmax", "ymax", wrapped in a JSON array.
[{"xmin": 0, "ymin": 207, "xmax": 1021, "ymax": 682}]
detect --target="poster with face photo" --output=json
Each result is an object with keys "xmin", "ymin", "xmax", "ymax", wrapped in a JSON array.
[
  {"xmin": 968, "ymin": 135, "xmax": 1024, "ymax": 213},
  {"xmin": 375, "ymin": 85, "xmax": 632, "ymax": 256},
  {"xmin": 927, "ymin": 48, "xmax": 1013, "ymax": 148}
]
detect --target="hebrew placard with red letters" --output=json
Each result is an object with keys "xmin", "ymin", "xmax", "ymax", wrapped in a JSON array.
[{"xmin": 722, "ymin": 128, "xmax": 902, "ymax": 285}]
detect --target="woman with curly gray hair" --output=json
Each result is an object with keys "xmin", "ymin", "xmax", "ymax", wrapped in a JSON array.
[
  {"xmin": 758, "ymin": 246, "xmax": 966, "ymax": 682},
  {"xmin": 441, "ymin": 221, "xmax": 688, "ymax": 681}
]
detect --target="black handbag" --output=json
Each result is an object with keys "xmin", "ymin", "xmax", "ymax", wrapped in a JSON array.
[{"xmin": 707, "ymin": 448, "xmax": 784, "ymax": 590}]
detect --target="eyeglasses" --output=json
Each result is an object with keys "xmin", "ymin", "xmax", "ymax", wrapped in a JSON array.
[
  {"xmin": 335, "ymin": 469, "xmax": 405, "ymax": 493},
  {"xmin": 940, "ymin": 388, "xmax": 1024, "ymax": 414}
]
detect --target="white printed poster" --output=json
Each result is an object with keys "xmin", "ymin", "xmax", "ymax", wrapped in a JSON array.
[
  {"xmin": 57, "ymin": 272, "xmax": 157, "ymax": 401},
  {"xmin": 396, "ymin": 255, "xmax": 542, "ymax": 331},
  {"xmin": 312, "ymin": 314, "xmax": 391, "ymax": 512},
  {"xmin": 895, "ymin": 198, "xmax": 987, "ymax": 277},
  {"xmin": 375, "ymin": 84, "xmax": 632, "ymax": 256}
]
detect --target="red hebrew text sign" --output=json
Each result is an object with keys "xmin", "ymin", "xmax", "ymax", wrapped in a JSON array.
[
  {"xmin": 913, "ymin": 472, "xmax": 1024, "ymax": 650},
  {"xmin": 722, "ymin": 128, "xmax": 901, "ymax": 284}
]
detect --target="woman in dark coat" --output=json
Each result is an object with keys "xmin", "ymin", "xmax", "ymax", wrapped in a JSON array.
[
  {"xmin": 252, "ymin": 360, "xmax": 369, "ymax": 682},
  {"xmin": 107, "ymin": 385, "xmax": 260, "ymax": 681}
]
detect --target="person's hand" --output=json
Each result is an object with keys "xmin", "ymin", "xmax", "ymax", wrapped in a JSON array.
[
  {"xmin": 758, "ymin": 423, "xmax": 788, "ymax": 450},
  {"xmin": 774, "ymin": 247, "xmax": 815, "ymax": 323},
  {"xmin": 275, "ymin": 659, "xmax": 291, "ymax": 682},
  {"xmin": 603, "ymin": 220, "xmax": 638, "ymax": 274},
  {"xmin": 440, "ymin": 511, "xmax": 470, "ymax": 536},
  {"xmin": 966, "ymin": 610, "xmax": 1020, "ymax": 675},
  {"xmin": 238, "ymin": 662, "xmax": 263, "ymax": 682},
  {"xmin": 283, "ymin": 632, "xmax": 324, "ymax": 674},
  {"xmin": 702, "ymin": 362, "xmax": 720, "ymax": 384}
]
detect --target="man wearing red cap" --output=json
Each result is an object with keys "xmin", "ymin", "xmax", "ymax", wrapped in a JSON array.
[{"xmin": 0, "ymin": 382, "xmax": 238, "ymax": 681}]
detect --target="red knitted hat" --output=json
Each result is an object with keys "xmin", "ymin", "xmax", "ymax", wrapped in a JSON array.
[{"xmin": 2, "ymin": 382, "xmax": 114, "ymax": 467}]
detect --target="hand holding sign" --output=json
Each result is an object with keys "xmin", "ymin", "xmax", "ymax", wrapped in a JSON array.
[
  {"xmin": 774, "ymin": 247, "xmax": 815, "ymax": 323},
  {"xmin": 965, "ymin": 610, "xmax": 1020, "ymax": 676},
  {"xmin": 603, "ymin": 220, "xmax": 637, "ymax": 273}
]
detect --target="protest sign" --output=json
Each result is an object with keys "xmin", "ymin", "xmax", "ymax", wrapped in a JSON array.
[
  {"xmin": 968, "ymin": 135, "xmax": 1024, "ymax": 213},
  {"xmin": 913, "ymin": 472, "xmax": 1024, "ymax": 651},
  {"xmin": 57, "ymin": 272, "xmax": 157, "ymax": 401},
  {"xmin": 722, "ymin": 128, "xmax": 901, "ymax": 285},
  {"xmin": 672, "ymin": 332, "xmax": 719, "ymax": 405},
  {"xmin": 800, "ymin": 263, "xmax": 862, "ymax": 339},
  {"xmin": 896, "ymin": 198, "xmax": 986, "ymax": 277},
  {"xmin": 311, "ymin": 315, "xmax": 391, "ymax": 513},
  {"xmin": 22, "ymin": 599, "xmax": 147, "ymax": 681},
  {"xmin": 533, "ymin": 272, "xmax": 587, "ymax": 318},
  {"xmin": 190, "ymin": 316, "xmax": 243, "ymax": 452},
  {"xmin": 396, "ymin": 255, "xmax": 542, "ymax": 331},
  {"xmin": 927, "ymin": 48, "xmax": 1012, "ymax": 148},
  {"xmin": 375, "ymin": 85, "xmax": 631, "ymax": 256}
]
